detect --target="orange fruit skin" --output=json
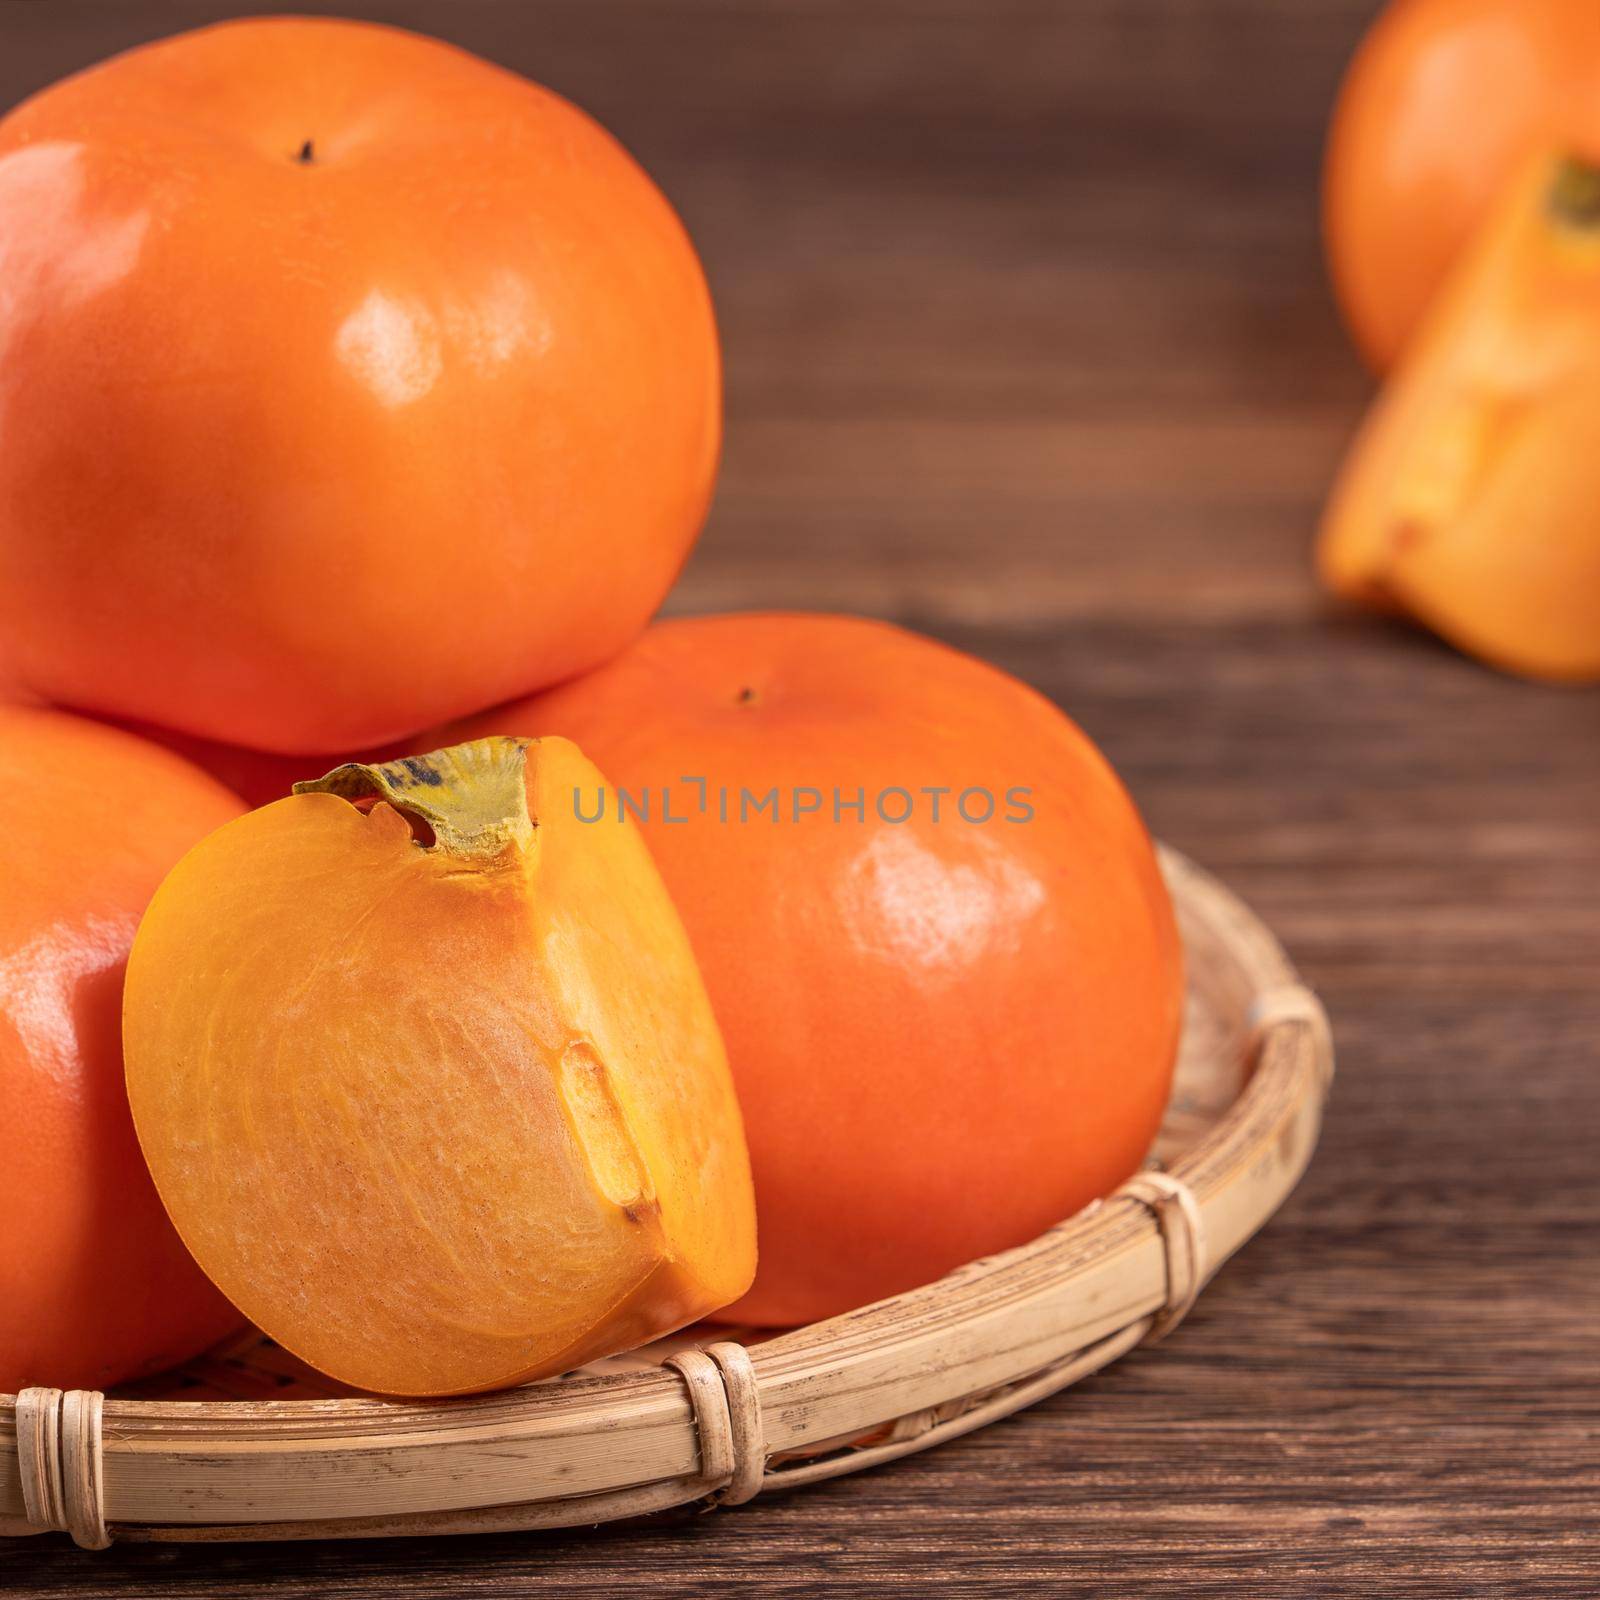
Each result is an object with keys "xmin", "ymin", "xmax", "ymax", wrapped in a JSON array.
[
  {"xmin": 121, "ymin": 719, "xmax": 395, "ymax": 810},
  {"xmin": 0, "ymin": 18, "xmax": 719, "ymax": 755},
  {"xmin": 0, "ymin": 708, "xmax": 246, "ymax": 1392},
  {"xmin": 1320, "ymin": 152, "xmax": 1600, "ymax": 682},
  {"xmin": 1326, "ymin": 0, "xmax": 1600, "ymax": 370},
  {"xmin": 450, "ymin": 615, "xmax": 1185, "ymax": 1326}
]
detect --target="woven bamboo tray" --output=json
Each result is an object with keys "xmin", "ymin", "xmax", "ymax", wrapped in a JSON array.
[{"xmin": 0, "ymin": 845, "xmax": 1331, "ymax": 1549}]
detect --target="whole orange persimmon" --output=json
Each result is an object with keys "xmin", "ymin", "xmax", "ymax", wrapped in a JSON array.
[
  {"xmin": 0, "ymin": 708, "xmax": 246, "ymax": 1392},
  {"xmin": 0, "ymin": 18, "xmax": 719, "ymax": 755},
  {"xmin": 1326, "ymin": 0, "xmax": 1600, "ymax": 369},
  {"xmin": 450, "ymin": 615, "xmax": 1184, "ymax": 1326}
]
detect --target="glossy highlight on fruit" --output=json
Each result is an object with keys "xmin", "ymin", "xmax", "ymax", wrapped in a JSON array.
[
  {"xmin": 0, "ymin": 708, "xmax": 246, "ymax": 1392},
  {"xmin": 123, "ymin": 737, "xmax": 756, "ymax": 1395},
  {"xmin": 0, "ymin": 18, "xmax": 720, "ymax": 754},
  {"xmin": 1325, "ymin": 0, "xmax": 1600, "ymax": 369},
  {"xmin": 1321, "ymin": 152, "xmax": 1600, "ymax": 682},
  {"xmin": 450, "ymin": 615, "xmax": 1185, "ymax": 1326}
]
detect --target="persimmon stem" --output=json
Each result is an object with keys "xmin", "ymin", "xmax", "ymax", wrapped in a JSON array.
[
  {"xmin": 296, "ymin": 739, "xmax": 536, "ymax": 863},
  {"xmin": 1548, "ymin": 155, "xmax": 1600, "ymax": 229},
  {"xmin": 296, "ymin": 139, "xmax": 315, "ymax": 165}
]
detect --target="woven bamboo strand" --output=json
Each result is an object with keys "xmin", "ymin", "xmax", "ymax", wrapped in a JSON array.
[
  {"xmin": 94, "ymin": 1328, "xmax": 1159, "ymax": 1541},
  {"xmin": 15, "ymin": 1388, "xmax": 108, "ymax": 1549},
  {"xmin": 15, "ymin": 1389, "xmax": 64, "ymax": 1536},
  {"xmin": 92, "ymin": 1325, "xmax": 1157, "ymax": 1541},
  {"xmin": 762, "ymin": 1320, "xmax": 1148, "ymax": 1491},
  {"xmin": 663, "ymin": 1349, "xmax": 736, "ymax": 1488},
  {"xmin": 59, "ymin": 1390, "xmax": 109, "ymax": 1549},
  {"xmin": 0, "ymin": 846, "xmax": 1331, "ymax": 1546},
  {"xmin": 1118, "ymin": 1172, "xmax": 1206, "ymax": 1342},
  {"xmin": 105, "ymin": 1475, "xmax": 719, "ymax": 1544},
  {"xmin": 1247, "ymin": 982, "xmax": 1334, "ymax": 1094},
  {"xmin": 704, "ymin": 1342, "xmax": 764, "ymax": 1505},
  {"xmin": 662, "ymin": 1343, "xmax": 765, "ymax": 1507}
]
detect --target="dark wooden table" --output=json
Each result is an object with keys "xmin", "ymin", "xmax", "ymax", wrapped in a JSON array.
[{"xmin": 4, "ymin": 2, "xmax": 1597, "ymax": 1594}]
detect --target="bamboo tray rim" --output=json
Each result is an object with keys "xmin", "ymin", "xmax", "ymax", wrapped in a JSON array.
[{"xmin": 0, "ymin": 844, "xmax": 1333, "ymax": 1548}]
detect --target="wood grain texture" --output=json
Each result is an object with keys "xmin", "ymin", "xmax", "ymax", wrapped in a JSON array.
[{"xmin": 2, "ymin": 0, "xmax": 1597, "ymax": 1594}]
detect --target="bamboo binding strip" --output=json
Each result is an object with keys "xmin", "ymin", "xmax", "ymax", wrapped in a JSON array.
[
  {"xmin": 663, "ymin": 1342, "xmax": 764, "ymax": 1507},
  {"xmin": 15, "ymin": 1388, "xmax": 109, "ymax": 1550},
  {"xmin": 1118, "ymin": 1171, "xmax": 1206, "ymax": 1343},
  {"xmin": 0, "ymin": 845, "xmax": 1332, "ymax": 1547}
]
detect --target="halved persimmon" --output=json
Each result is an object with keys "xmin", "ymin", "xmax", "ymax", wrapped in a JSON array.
[
  {"xmin": 1321, "ymin": 152, "xmax": 1600, "ymax": 682},
  {"xmin": 123, "ymin": 737, "xmax": 755, "ymax": 1396}
]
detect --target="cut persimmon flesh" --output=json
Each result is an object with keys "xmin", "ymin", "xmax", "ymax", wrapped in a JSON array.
[
  {"xmin": 1320, "ymin": 151, "xmax": 1600, "ymax": 682},
  {"xmin": 123, "ymin": 737, "xmax": 756, "ymax": 1396}
]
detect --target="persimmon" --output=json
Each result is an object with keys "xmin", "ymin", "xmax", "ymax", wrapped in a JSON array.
[
  {"xmin": 1325, "ymin": 0, "xmax": 1600, "ymax": 369},
  {"xmin": 123, "ymin": 719, "xmax": 395, "ymax": 811},
  {"xmin": 124, "ymin": 738, "xmax": 756, "ymax": 1396},
  {"xmin": 1321, "ymin": 153, "xmax": 1600, "ymax": 682},
  {"xmin": 0, "ymin": 18, "xmax": 719, "ymax": 755},
  {"xmin": 450, "ymin": 615, "xmax": 1184, "ymax": 1326},
  {"xmin": 0, "ymin": 708, "xmax": 246, "ymax": 1392}
]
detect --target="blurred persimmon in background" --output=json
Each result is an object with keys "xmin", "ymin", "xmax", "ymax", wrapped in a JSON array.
[
  {"xmin": 0, "ymin": 709, "xmax": 246, "ymax": 1392},
  {"xmin": 1321, "ymin": 153, "xmax": 1600, "ymax": 682},
  {"xmin": 1325, "ymin": 0, "xmax": 1600, "ymax": 369},
  {"xmin": 0, "ymin": 18, "xmax": 719, "ymax": 756},
  {"xmin": 451, "ymin": 615, "xmax": 1185, "ymax": 1326}
]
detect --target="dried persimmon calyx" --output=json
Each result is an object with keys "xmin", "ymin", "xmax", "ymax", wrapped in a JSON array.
[{"xmin": 295, "ymin": 739, "xmax": 537, "ymax": 861}]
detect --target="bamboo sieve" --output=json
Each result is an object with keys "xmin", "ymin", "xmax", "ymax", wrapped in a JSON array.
[{"xmin": 0, "ymin": 845, "xmax": 1331, "ymax": 1548}]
